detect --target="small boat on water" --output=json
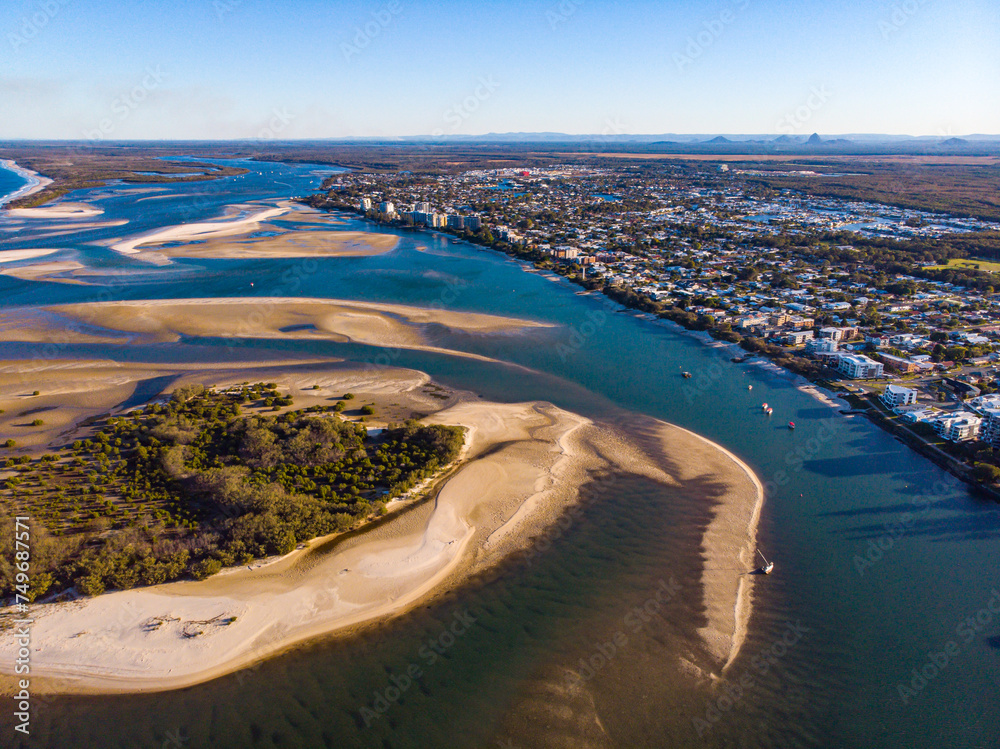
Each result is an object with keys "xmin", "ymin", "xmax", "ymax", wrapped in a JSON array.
[
  {"xmin": 757, "ymin": 549, "xmax": 774, "ymax": 575},
  {"xmin": 682, "ymin": 371, "xmax": 692, "ymax": 378},
  {"xmin": 761, "ymin": 403, "xmax": 768, "ymax": 411},
  {"xmin": 766, "ymin": 407, "xmax": 773, "ymax": 415},
  {"xmin": 748, "ymin": 385, "xmax": 753, "ymax": 390},
  {"xmin": 788, "ymin": 421, "xmax": 795, "ymax": 430}
]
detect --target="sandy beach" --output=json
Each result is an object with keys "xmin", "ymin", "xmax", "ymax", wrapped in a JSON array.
[
  {"xmin": 0, "ymin": 159, "xmax": 52, "ymax": 208},
  {"xmin": 654, "ymin": 423, "xmax": 764, "ymax": 672},
  {"xmin": 0, "ymin": 298, "xmax": 552, "ymax": 364},
  {"xmin": 140, "ymin": 229, "xmax": 399, "ymax": 260},
  {"xmin": 110, "ymin": 204, "xmax": 292, "ymax": 254},
  {"xmin": 0, "ymin": 249, "xmax": 59, "ymax": 264},
  {"xmin": 0, "ymin": 352, "xmax": 764, "ymax": 695},
  {"xmin": 5, "ymin": 203, "xmax": 104, "ymax": 219},
  {"xmin": 0, "ymin": 362, "xmax": 618, "ymax": 693}
]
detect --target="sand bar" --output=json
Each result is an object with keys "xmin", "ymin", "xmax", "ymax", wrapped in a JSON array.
[
  {"xmin": 142, "ymin": 229, "xmax": 399, "ymax": 260},
  {"xmin": 0, "ymin": 249, "xmax": 59, "ymax": 264},
  {"xmin": 0, "ymin": 362, "xmax": 621, "ymax": 693},
  {"xmin": 110, "ymin": 204, "xmax": 291, "ymax": 254},
  {"xmin": 0, "ymin": 298, "xmax": 551, "ymax": 365},
  {"xmin": 5, "ymin": 202, "xmax": 104, "ymax": 219}
]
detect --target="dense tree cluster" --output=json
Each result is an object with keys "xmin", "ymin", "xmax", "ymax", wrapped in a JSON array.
[{"xmin": 0, "ymin": 384, "xmax": 464, "ymax": 599}]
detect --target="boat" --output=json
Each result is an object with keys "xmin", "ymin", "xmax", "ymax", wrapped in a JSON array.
[
  {"xmin": 788, "ymin": 421, "xmax": 795, "ymax": 430},
  {"xmin": 766, "ymin": 407, "xmax": 773, "ymax": 415},
  {"xmin": 682, "ymin": 371, "xmax": 692, "ymax": 378},
  {"xmin": 761, "ymin": 403, "xmax": 768, "ymax": 411},
  {"xmin": 757, "ymin": 549, "xmax": 774, "ymax": 575},
  {"xmin": 748, "ymin": 385, "xmax": 753, "ymax": 390}
]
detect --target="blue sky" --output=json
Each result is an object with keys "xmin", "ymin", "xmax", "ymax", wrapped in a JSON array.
[{"xmin": 2, "ymin": 0, "xmax": 998, "ymax": 139}]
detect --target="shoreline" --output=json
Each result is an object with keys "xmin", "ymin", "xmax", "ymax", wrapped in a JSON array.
[
  {"xmin": 0, "ymin": 385, "xmax": 613, "ymax": 694},
  {"xmin": 0, "ymin": 358, "xmax": 764, "ymax": 696},
  {"xmin": 0, "ymin": 159, "xmax": 51, "ymax": 208}
]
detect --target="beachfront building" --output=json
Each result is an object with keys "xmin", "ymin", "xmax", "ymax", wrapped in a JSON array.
[
  {"xmin": 934, "ymin": 412, "xmax": 982, "ymax": 443},
  {"xmin": 837, "ymin": 354, "xmax": 884, "ymax": 379},
  {"xmin": 979, "ymin": 407, "xmax": 1000, "ymax": 448},
  {"xmin": 784, "ymin": 330, "xmax": 814, "ymax": 345},
  {"xmin": 415, "ymin": 201, "xmax": 431, "ymax": 213},
  {"xmin": 447, "ymin": 215, "xmax": 465, "ymax": 230},
  {"xmin": 378, "ymin": 201, "xmax": 396, "ymax": 216},
  {"xmin": 806, "ymin": 337, "xmax": 839, "ymax": 355},
  {"xmin": 359, "ymin": 197, "xmax": 373, "ymax": 212},
  {"xmin": 881, "ymin": 384, "xmax": 918, "ymax": 409}
]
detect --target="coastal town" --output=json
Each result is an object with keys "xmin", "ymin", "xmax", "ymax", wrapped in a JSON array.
[{"xmin": 310, "ymin": 163, "xmax": 1000, "ymax": 484}]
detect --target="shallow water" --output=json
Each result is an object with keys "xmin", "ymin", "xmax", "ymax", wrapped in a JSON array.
[{"xmin": 1, "ymin": 159, "xmax": 998, "ymax": 748}]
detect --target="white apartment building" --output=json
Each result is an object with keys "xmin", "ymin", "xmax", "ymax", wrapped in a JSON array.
[
  {"xmin": 837, "ymin": 354, "xmax": 884, "ymax": 379},
  {"xmin": 979, "ymin": 407, "xmax": 1000, "ymax": 448},
  {"xmin": 359, "ymin": 197, "xmax": 373, "ymax": 211},
  {"xmin": 807, "ymin": 337, "xmax": 839, "ymax": 354},
  {"xmin": 378, "ymin": 201, "xmax": 395, "ymax": 215},
  {"xmin": 882, "ymin": 384, "xmax": 918, "ymax": 408},
  {"xmin": 934, "ymin": 412, "xmax": 981, "ymax": 442},
  {"xmin": 784, "ymin": 330, "xmax": 814, "ymax": 345}
]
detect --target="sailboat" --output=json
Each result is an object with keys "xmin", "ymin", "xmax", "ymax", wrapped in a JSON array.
[{"xmin": 757, "ymin": 549, "xmax": 774, "ymax": 575}]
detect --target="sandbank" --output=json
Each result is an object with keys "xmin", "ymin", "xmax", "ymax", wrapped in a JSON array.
[
  {"xmin": 0, "ymin": 363, "xmax": 623, "ymax": 694},
  {"xmin": 144, "ymin": 229, "xmax": 399, "ymax": 260},
  {"xmin": 654, "ymin": 422, "xmax": 764, "ymax": 672},
  {"xmin": 0, "ymin": 298, "xmax": 551, "ymax": 363},
  {"xmin": 110, "ymin": 204, "xmax": 292, "ymax": 254},
  {"xmin": 0, "ymin": 249, "xmax": 59, "ymax": 264},
  {"xmin": 5, "ymin": 203, "xmax": 103, "ymax": 219}
]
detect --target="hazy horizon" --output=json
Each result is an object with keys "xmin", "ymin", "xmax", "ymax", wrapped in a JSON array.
[{"xmin": 3, "ymin": 0, "xmax": 998, "ymax": 140}]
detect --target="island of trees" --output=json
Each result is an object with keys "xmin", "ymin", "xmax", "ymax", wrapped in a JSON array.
[{"xmin": 0, "ymin": 383, "xmax": 464, "ymax": 601}]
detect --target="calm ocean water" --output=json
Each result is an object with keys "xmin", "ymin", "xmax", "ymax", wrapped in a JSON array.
[
  {"xmin": 1, "ymin": 158, "xmax": 998, "ymax": 748},
  {"xmin": 0, "ymin": 163, "xmax": 29, "ymax": 207}
]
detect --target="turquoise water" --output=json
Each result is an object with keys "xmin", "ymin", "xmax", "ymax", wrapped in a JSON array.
[
  {"xmin": 1, "ymin": 159, "xmax": 998, "ymax": 748},
  {"xmin": 0, "ymin": 162, "xmax": 29, "ymax": 206}
]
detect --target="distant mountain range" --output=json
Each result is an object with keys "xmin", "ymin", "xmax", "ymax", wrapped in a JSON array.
[{"xmin": 303, "ymin": 131, "xmax": 1000, "ymax": 154}]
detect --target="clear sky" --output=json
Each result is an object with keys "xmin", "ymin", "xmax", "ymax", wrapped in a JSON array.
[{"xmin": 2, "ymin": 0, "xmax": 998, "ymax": 139}]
